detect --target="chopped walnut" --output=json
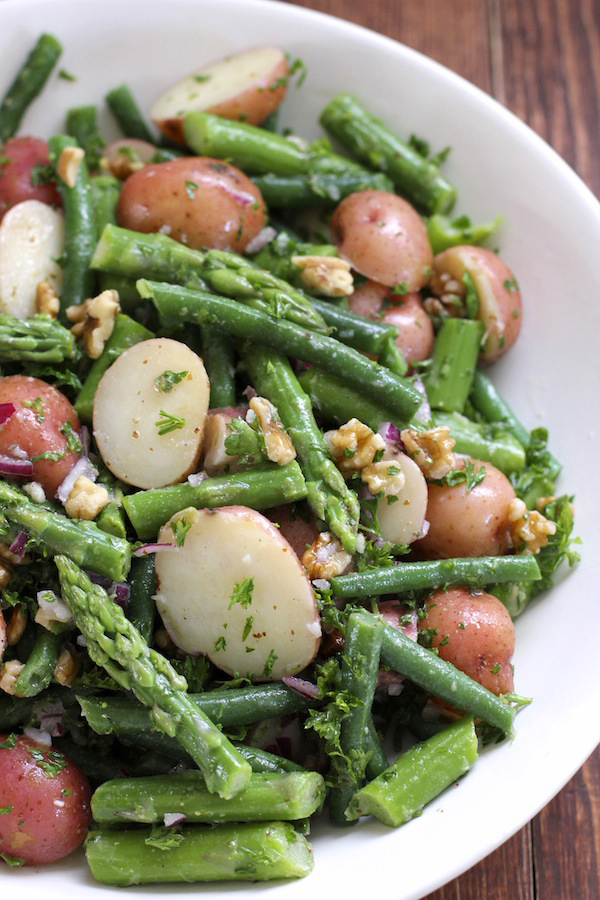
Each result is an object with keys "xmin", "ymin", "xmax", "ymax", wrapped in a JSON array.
[
  {"xmin": 66, "ymin": 289, "xmax": 120, "ymax": 359},
  {"xmin": 427, "ymin": 269, "xmax": 466, "ymax": 316},
  {"xmin": 65, "ymin": 476, "xmax": 110, "ymax": 520},
  {"xmin": 53, "ymin": 647, "xmax": 80, "ymax": 687},
  {"xmin": 361, "ymin": 459, "xmax": 406, "ymax": 497},
  {"xmin": 0, "ymin": 659, "xmax": 25, "ymax": 695},
  {"xmin": 0, "ymin": 560, "xmax": 11, "ymax": 590},
  {"xmin": 302, "ymin": 532, "xmax": 352, "ymax": 579},
  {"xmin": 291, "ymin": 255, "xmax": 354, "ymax": 297},
  {"xmin": 507, "ymin": 498, "xmax": 557, "ymax": 554},
  {"xmin": 6, "ymin": 606, "xmax": 27, "ymax": 646},
  {"xmin": 35, "ymin": 280, "xmax": 60, "ymax": 318},
  {"xmin": 56, "ymin": 145, "xmax": 85, "ymax": 188},
  {"xmin": 401, "ymin": 427, "xmax": 457, "ymax": 479},
  {"xmin": 101, "ymin": 151, "xmax": 145, "ymax": 181},
  {"xmin": 325, "ymin": 418, "xmax": 385, "ymax": 476},
  {"xmin": 0, "ymin": 544, "xmax": 28, "ymax": 567},
  {"xmin": 249, "ymin": 396, "xmax": 296, "ymax": 465}
]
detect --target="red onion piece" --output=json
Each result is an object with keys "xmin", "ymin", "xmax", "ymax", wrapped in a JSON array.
[
  {"xmin": 112, "ymin": 582, "xmax": 131, "ymax": 608},
  {"xmin": 132, "ymin": 543, "xmax": 177, "ymax": 557},
  {"xmin": 0, "ymin": 454, "xmax": 34, "ymax": 477},
  {"xmin": 8, "ymin": 531, "xmax": 27, "ymax": 558},
  {"xmin": 242, "ymin": 385, "xmax": 257, "ymax": 401},
  {"xmin": 55, "ymin": 456, "xmax": 97, "ymax": 504},
  {"xmin": 282, "ymin": 676, "xmax": 320, "ymax": 700},
  {"xmin": 23, "ymin": 726, "xmax": 52, "ymax": 747},
  {"xmin": 187, "ymin": 472, "xmax": 207, "ymax": 487},
  {"xmin": 86, "ymin": 570, "xmax": 114, "ymax": 589},
  {"xmin": 0, "ymin": 403, "xmax": 16, "ymax": 425},
  {"xmin": 378, "ymin": 421, "xmax": 404, "ymax": 450},
  {"xmin": 163, "ymin": 812, "xmax": 186, "ymax": 827},
  {"xmin": 244, "ymin": 226, "xmax": 277, "ymax": 254}
]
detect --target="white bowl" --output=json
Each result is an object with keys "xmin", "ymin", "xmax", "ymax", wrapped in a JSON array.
[{"xmin": 1, "ymin": 1, "xmax": 599, "ymax": 897}]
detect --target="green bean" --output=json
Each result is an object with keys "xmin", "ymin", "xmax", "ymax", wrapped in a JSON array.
[
  {"xmin": 13, "ymin": 627, "xmax": 62, "ymax": 698},
  {"xmin": 201, "ymin": 326, "xmax": 237, "ymax": 408},
  {"xmin": 424, "ymin": 317, "xmax": 484, "ymax": 413},
  {"xmin": 65, "ymin": 104, "xmax": 105, "ymax": 169},
  {"xmin": 105, "ymin": 84, "xmax": 154, "ymax": 142},
  {"xmin": 126, "ymin": 554, "xmax": 156, "ymax": 643},
  {"xmin": 0, "ymin": 34, "xmax": 62, "ymax": 143}
]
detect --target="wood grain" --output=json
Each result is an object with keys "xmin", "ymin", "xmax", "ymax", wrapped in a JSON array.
[{"xmin": 282, "ymin": 1, "xmax": 600, "ymax": 896}]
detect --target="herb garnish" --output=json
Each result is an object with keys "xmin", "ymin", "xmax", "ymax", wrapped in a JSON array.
[
  {"xmin": 155, "ymin": 410, "xmax": 185, "ymax": 436},
  {"xmin": 154, "ymin": 370, "xmax": 189, "ymax": 393},
  {"xmin": 228, "ymin": 577, "xmax": 254, "ymax": 610}
]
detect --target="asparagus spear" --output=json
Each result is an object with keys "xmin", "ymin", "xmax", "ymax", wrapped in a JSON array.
[
  {"xmin": 138, "ymin": 280, "xmax": 423, "ymax": 426},
  {"xmin": 91, "ymin": 770, "xmax": 325, "ymax": 824},
  {"xmin": 85, "ymin": 821, "xmax": 314, "ymax": 885},
  {"xmin": 346, "ymin": 716, "xmax": 478, "ymax": 826},
  {"xmin": 0, "ymin": 314, "xmax": 79, "ymax": 363},
  {"xmin": 90, "ymin": 224, "xmax": 327, "ymax": 333},
  {"xmin": 55, "ymin": 556, "xmax": 252, "ymax": 798},
  {"xmin": 0, "ymin": 34, "xmax": 62, "ymax": 142},
  {"xmin": 123, "ymin": 460, "xmax": 308, "ymax": 541},
  {"xmin": 241, "ymin": 345, "xmax": 360, "ymax": 553},
  {"xmin": 319, "ymin": 93, "xmax": 456, "ymax": 215}
]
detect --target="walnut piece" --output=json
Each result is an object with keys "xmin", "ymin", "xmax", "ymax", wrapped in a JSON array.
[
  {"xmin": 6, "ymin": 606, "xmax": 27, "ymax": 646},
  {"xmin": 427, "ymin": 270, "xmax": 466, "ymax": 316},
  {"xmin": 56, "ymin": 145, "xmax": 85, "ymax": 188},
  {"xmin": 361, "ymin": 458, "xmax": 406, "ymax": 497},
  {"xmin": 249, "ymin": 396, "xmax": 296, "ymax": 465},
  {"xmin": 0, "ymin": 659, "xmax": 25, "ymax": 695},
  {"xmin": 302, "ymin": 532, "xmax": 352, "ymax": 579},
  {"xmin": 35, "ymin": 280, "xmax": 60, "ymax": 318},
  {"xmin": 66, "ymin": 289, "xmax": 121, "ymax": 359},
  {"xmin": 325, "ymin": 418, "xmax": 385, "ymax": 476},
  {"xmin": 53, "ymin": 647, "xmax": 80, "ymax": 687},
  {"xmin": 65, "ymin": 476, "xmax": 110, "ymax": 520},
  {"xmin": 101, "ymin": 151, "xmax": 145, "ymax": 181},
  {"xmin": 507, "ymin": 498, "xmax": 556, "ymax": 554},
  {"xmin": 401, "ymin": 426, "xmax": 457, "ymax": 479},
  {"xmin": 291, "ymin": 255, "xmax": 354, "ymax": 297}
]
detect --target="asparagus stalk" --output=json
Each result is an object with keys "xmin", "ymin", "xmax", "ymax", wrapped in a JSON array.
[
  {"xmin": 319, "ymin": 93, "xmax": 457, "ymax": 215},
  {"xmin": 90, "ymin": 224, "xmax": 327, "ymax": 333},
  {"xmin": 424, "ymin": 317, "xmax": 484, "ymax": 413},
  {"xmin": 139, "ymin": 280, "xmax": 423, "ymax": 426},
  {"xmin": 346, "ymin": 716, "xmax": 478, "ymax": 825},
  {"xmin": 331, "ymin": 554, "xmax": 541, "ymax": 599},
  {"xmin": 310, "ymin": 297, "xmax": 406, "ymax": 368},
  {"xmin": 56, "ymin": 556, "xmax": 252, "ymax": 798},
  {"xmin": 75, "ymin": 313, "xmax": 154, "ymax": 421},
  {"xmin": 85, "ymin": 821, "xmax": 314, "ymax": 885},
  {"xmin": 0, "ymin": 314, "xmax": 79, "ymax": 363},
  {"xmin": 0, "ymin": 485, "xmax": 132, "ymax": 582},
  {"xmin": 91, "ymin": 770, "xmax": 325, "ymax": 824},
  {"xmin": 123, "ymin": 460, "xmax": 308, "ymax": 541},
  {"xmin": 251, "ymin": 169, "xmax": 394, "ymax": 207},
  {"xmin": 241, "ymin": 345, "xmax": 360, "ymax": 553},
  {"xmin": 0, "ymin": 34, "xmax": 62, "ymax": 142}
]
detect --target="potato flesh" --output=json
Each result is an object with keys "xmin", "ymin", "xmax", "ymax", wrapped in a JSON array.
[
  {"xmin": 0, "ymin": 199, "xmax": 64, "ymax": 319},
  {"xmin": 155, "ymin": 506, "xmax": 321, "ymax": 680},
  {"xmin": 377, "ymin": 450, "xmax": 428, "ymax": 545},
  {"xmin": 93, "ymin": 338, "xmax": 209, "ymax": 489}
]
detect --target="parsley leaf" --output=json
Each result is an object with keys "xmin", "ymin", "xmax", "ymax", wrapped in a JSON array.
[
  {"xmin": 228, "ymin": 577, "xmax": 254, "ymax": 610},
  {"xmin": 224, "ymin": 418, "xmax": 267, "ymax": 465},
  {"xmin": 435, "ymin": 460, "xmax": 486, "ymax": 492},
  {"xmin": 144, "ymin": 825, "xmax": 185, "ymax": 851},
  {"xmin": 154, "ymin": 370, "xmax": 189, "ymax": 393},
  {"xmin": 262, "ymin": 648, "xmax": 278, "ymax": 677},
  {"xmin": 60, "ymin": 421, "xmax": 82, "ymax": 454},
  {"xmin": 155, "ymin": 410, "xmax": 185, "ymax": 436},
  {"xmin": 171, "ymin": 517, "xmax": 192, "ymax": 547}
]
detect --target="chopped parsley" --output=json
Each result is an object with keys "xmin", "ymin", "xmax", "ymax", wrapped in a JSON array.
[
  {"xmin": 58, "ymin": 68, "xmax": 77, "ymax": 81},
  {"xmin": 172, "ymin": 517, "xmax": 192, "ymax": 547},
  {"xmin": 0, "ymin": 806, "xmax": 13, "ymax": 815},
  {"xmin": 144, "ymin": 825, "xmax": 184, "ymax": 851},
  {"xmin": 0, "ymin": 733, "xmax": 17, "ymax": 749},
  {"xmin": 462, "ymin": 271, "xmax": 480, "ymax": 319},
  {"xmin": 214, "ymin": 636, "xmax": 226, "ymax": 652},
  {"xmin": 491, "ymin": 663, "xmax": 502, "ymax": 674},
  {"xmin": 155, "ymin": 410, "xmax": 185, "ymax": 436},
  {"xmin": 242, "ymin": 616, "xmax": 254, "ymax": 642},
  {"xmin": 27, "ymin": 747, "xmax": 67, "ymax": 778},
  {"xmin": 154, "ymin": 370, "xmax": 189, "ymax": 393},
  {"xmin": 60, "ymin": 421, "xmax": 82, "ymax": 454},
  {"xmin": 436, "ymin": 459, "xmax": 486, "ymax": 492},
  {"xmin": 228, "ymin": 577, "xmax": 254, "ymax": 610},
  {"xmin": 23, "ymin": 396, "xmax": 44, "ymax": 422},
  {"xmin": 193, "ymin": 74, "xmax": 212, "ymax": 83},
  {"xmin": 262, "ymin": 648, "xmax": 278, "ymax": 677},
  {"xmin": 503, "ymin": 276, "xmax": 519, "ymax": 292},
  {"xmin": 184, "ymin": 180, "xmax": 198, "ymax": 200},
  {"xmin": 391, "ymin": 282, "xmax": 408, "ymax": 296},
  {"xmin": 30, "ymin": 449, "xmax": 66, "ymax": 463},
  {"xmin": 0, "ymin": 852, "xmax": 24, "ymax": 867},
  {"xmin": 30, "ymin": 163, "xmax": 54, "ymax": 187},
  {"xmin": 224, "ymin": 417, "xmax": 266, "ymax": 465}
]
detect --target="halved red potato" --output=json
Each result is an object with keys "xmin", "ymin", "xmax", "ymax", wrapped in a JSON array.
[
  {"xmin": 419, "ymin": 587, "xmax": 515, "ymax": 694},
  {"xmin": 102, "ymin": 138, "xmax": 158, "ymax": 179},
  {"xmin": 0, "ymin": 200, "xmax": 64, "ymax": 319},
  {"xmin": 0, "ymin": 136, "xmax": 61, "ymax": 222},
  {"xmin": 331, "ymin": 190, "xmax": 433, "ymax": 291},
  {"xmin": 377, "ymin": 449, "xmax": 428, "ymax": 546},
  {"xmin": 431, "ymin": 246, "xmax": 522, "ymax": 363},
  {"xmin": 116, "ymin": 156, "xmax": 267, "ymax": 253},
  {"xmin": 0, "ymin": 610, "xmax": 5, "ymax": 660},
  {"xmin": 93, "ymin": 338, "xmax": 210, "ymax": 489},
  {"xmin": 154, "ymin": 506, "xmax": 321, "ymax": 680},
  {"xmin": 151, "ymin": 47, "xmax": 290, "ymax": 145},
  {"xmin": 265, "ymin": 504, "xmax": 320, "ymax": 561},
  {"xmin": 0, "ymin": 375, "xmax": 81, "ymax": 496}
]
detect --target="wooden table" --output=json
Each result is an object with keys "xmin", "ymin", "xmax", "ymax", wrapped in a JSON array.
[{"xmin": 282, "ymin": 1, "xmax": 600, "ymax": 896}]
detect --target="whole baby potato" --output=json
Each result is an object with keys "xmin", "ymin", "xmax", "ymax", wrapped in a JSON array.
[
  {"xmin": 0, "ymin": 137, "xmax": 61, "ymax": 222},
  {"xmin": 116, "ymin": 156, "xmax": 266, "ymax": 252},
  {"xmin": 415, "ymin": 458, "xmax": 516, "ymax": 559},
  {"xmin": 331, "ymin": 190, "xmax": 433, "ymax": 292},
  {"xmin": 419, "ymin": 587, "xmax": 515, "ymax": 694},
  {"xmin": 348, "ymin": 280, "xmax": 434, "ymax": 366}
]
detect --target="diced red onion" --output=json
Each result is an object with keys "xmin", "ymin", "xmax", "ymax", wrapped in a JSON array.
[
  {"xmin": 36, "ymin": 590, "xmax": 73, "ymax": 624},
  {"xmin": 282, "ymin": 676, "xmax": 320, "ymax": 700},
  {"xmin": 132, "ymin": 543, "xmax": 177, "ymax": 557},
  {"xmin": 311, "ymin": 579, "xmax": 330, "ymax": 592},
  {"xmin": 187, "ymin": 471, "xmax": 208, "ymax": 486},
  {"xmin": 8, "ymin": 531, "xmax": 27, "ymax": 558},
  {"xmin": 38, "ymin": 712, "xmax": 64, "ymax": 738},
  {"xmin": 242, "ymin": 385, "xmax": 257, "ymax": 401},
  {"xmin": 0, "ymin": 454, "xmax": 34, "ymax": 477},
  {"xmin": 55, "ymin": 456, "xmax": 97, "ymax": 504},
  {"xmin": 378, "ymin": 421, "xmax": 404, "ymax": 450},
  {"xmin": 244, "ymin": 226, "xmax": 277, "ymax": 254},
  {"xmin": 86, "ymin": 570, "xmax": 114, "ymax": 589},
  {"xmin": 0, "ymin": 403, "xmax": 16, "ymax": 425},
  {"xmin": 418, "ymin": 519, "xmax": 430, "ymax": 540},
  {"xmin": 163, "ymin": 812, "xmax": 186, "ymax": 827},
  {"xmin": 23, "ymin": 726, "xmax": 52, "ymax": 747},
  {"xmin": 112, "ymin": 582, "xmax": 131, "ymax": 608}
]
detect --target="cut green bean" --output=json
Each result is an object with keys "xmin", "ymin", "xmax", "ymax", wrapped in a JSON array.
[
  {"xmin": 346, "ymin": 716, "xmax": 478, "ymax": 825},
  {"xmin": 201, "ymin": 326, "xmax": 237, "ymax": 408},
  {"xmin": 427, "ymin": 213, "xmax": 503, "ymax": 254},
  {"xmin": 123, "ymin": 461, "xmax": 307, "ymax": 540},
  {"xmin": 126, "ymin": 554, "xmax": 156, "ymax": 643},
  {"xmin": 251, "ymin": 170, "xmax": 394, "ymax": 207},
  {"xmin": 431, "ymin": 411, "xmax": 526, "ymax": 474},
  {"xmin": 424, "ymin": 317, "xmax": 484, "ymax": 413},
  {"xmin": 65, "ymin": 104, "xmax": 105, "ymax": 170},
  {"xmin": 299, "ymin": 366, "xmax": 398, "ymax": 432},
  {"xmin": 105, "ymin": 84, "xmax": 154, "ymax": 142},
  {"xmin": 13, "ymin": 627, "xmax": 62, "ymax": 698},
  {"xmin": 311, "ymin": 297, "xmax": 406, "ymax": 368},
  {"xmin": 331, "ymin": 554, "xmax": 541, "ymax": 599},
  {"xmin": 470, "ymin": 369, "xmax": 530, "ymax": 447},
  {"xmin": 85, "ymin": 821, "xmax": 314, "ymax": 885},
  {"xmin": 320, "ymin": 93, "xmax": 456, "ymax": 215},
  {"xmin": 0, "ymin": 34, "xmax": 62, "ymax": 143}
]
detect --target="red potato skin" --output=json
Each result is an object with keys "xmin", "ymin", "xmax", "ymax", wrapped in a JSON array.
[
  {"xmin": 116, "ymin": 156, "xmax": 267, "ymax": 252},
  {"xmin": 0, "ymin": 735, "xmax": 92, "ymax": 865},
  {"xmin": 0, "ymin": 376, "xmax": 81, "ymax": 496},
  {"xmin": 331, "ymin": 190, "xmax": 433, "ymax": 292},
  {"xmin": 419, "ymin": 587, "xmax": 515, "ymax": 694},
  {"xmin": 265, "ymin": 504, "xmax": 320, "ymax": 562},
  {"xmin": 0, "ymin": 137, "xmax": 61, "ymax": 222},
  {"xmin": 0, "ymin": 609, "xmax": 5, "ymax": 659},
  {"xmin": 415, "ymin": 458, "xmax": 515, "ymax": 559},
  {"xmin": 348, "ymin": 280, "xmax": 434, "ymax": 366}
]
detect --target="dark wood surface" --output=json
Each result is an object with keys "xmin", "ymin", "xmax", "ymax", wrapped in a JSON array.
[{"xmin": 282, "ymin": 0, "xmax": 600, "ymax": 896}]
